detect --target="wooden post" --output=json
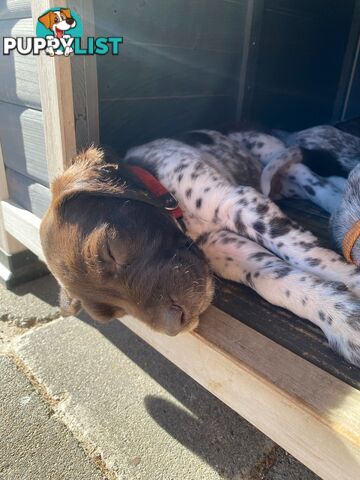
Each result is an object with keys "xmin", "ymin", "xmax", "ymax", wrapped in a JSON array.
[
  {"xmin": 31, "ymin": 0, "xmax": 77, "ymax": 180},
  {"xmin": 70, "ymin": 0, "xmax": 100, "ymax": 148}
]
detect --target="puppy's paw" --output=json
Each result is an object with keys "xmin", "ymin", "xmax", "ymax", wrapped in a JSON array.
[{"xmin": 324, "ymin": 299, "xmax": 360, "ymax": 367}]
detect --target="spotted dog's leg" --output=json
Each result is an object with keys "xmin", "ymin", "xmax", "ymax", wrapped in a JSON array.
[
  {"xmin": 198, "ymin": 229, "xmax": 360, "ymax": 366},
  {"xmin": 262, "ymin": 160, "xmax": 346, "ymax": 213},
  {"xmin": 281, "ymin": 164, "xmax": 346, "ymax": 214},
  {"xmin": 211, "ymin": 185, "xmax": 360, "ymax": 296}
]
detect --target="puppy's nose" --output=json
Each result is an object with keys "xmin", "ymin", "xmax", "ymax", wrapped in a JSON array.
[
  {"xmin": 162, "ymin": 305, "xmax": 190, "ymax": 336},
  {"xmin": 66, "ymin": 18, "xmax": 75, "ymax": 25}
]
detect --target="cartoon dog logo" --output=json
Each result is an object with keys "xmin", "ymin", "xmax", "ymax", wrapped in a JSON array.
[{"xmin": 38, "ymin": 8, "xmax": 77, "ymax": 56}]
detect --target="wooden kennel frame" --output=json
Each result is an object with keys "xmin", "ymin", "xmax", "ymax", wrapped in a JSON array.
[{"xmin": 0, "ymin": 1, "xmax": 360, "ymax": 479}]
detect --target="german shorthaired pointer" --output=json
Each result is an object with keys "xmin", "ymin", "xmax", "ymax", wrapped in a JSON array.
[
  {"xmin": 229, "ymin": 125, "xmax": 360, "ymax": 265},
  {"xmin": 124, "ymin": 130, "xmax": 360, "ymax": 366}
]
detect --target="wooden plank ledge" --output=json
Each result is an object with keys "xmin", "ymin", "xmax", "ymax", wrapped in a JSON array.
[
  {"xmin": 0, "ymin": 200, "xmax": 44, "ymax": 261},
  {"xmin": 121, "ymin": 307, "xmax": 360, "ymax": 480}
]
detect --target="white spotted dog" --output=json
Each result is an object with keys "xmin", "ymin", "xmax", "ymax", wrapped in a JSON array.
[
  {"xmin": 228, "ymin": 129, "xmax": 348, "ymax": 214},
  {"xmin": 285, "ymin": 125, "xmax": 360, "ymax": 174},
  {"xmin": 124, "ymin": 130, "xmax": 360, "ymax": 366},
  {"xmin": 229, "ymin": 127, "xmax": 360, "ymax": 264}
]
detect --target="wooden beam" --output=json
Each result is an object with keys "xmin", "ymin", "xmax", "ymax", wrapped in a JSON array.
[
  {"xmin": 0, "ymin": 144, "xmax": 25, "ymax": 254},
  {"xmin": 31, "ymin": 0, "xmax": 77, "ymax": 180},
  {"xmin": 121, "ymin": 308, "xmax": 360, "ymax": 480},
  {"xmin": 70, "ymin": 0, "xmax": 100, "ymax": 148},
  {"xmin": 0, "ymin": 200, "xmax": 44, "ymax": 261}
]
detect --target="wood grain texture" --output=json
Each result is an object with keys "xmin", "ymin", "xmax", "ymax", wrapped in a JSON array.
[
  {"xmin": 31, "ymin": 0, "xmax": 77, "ymax": 180},
  {"xmin": 1, "ymin": 200, "xmax": 43, "ymax": 259},
  {"xmin": 71, "ymin": 0, "xmax": 99, "ymax": 148},
  {"xmin": 0, "ymin": 0, "xmax": 31, "ymax": 20},
  {"xmin": 0, "ymin": 144, "xmax": 25, "ymax": 254},
  {"xmin": 121, "ymin": 307, "xmax": 360, "ymax": 480},
  {"xmin": 0, "ymin": 18, "xmax": 41, "ymax": 109},
  {"xmin": 6, "ymin": 168, "xmax": 50, "ymax": 218},
  {"xmin": 0, "ymin": 103, "xmax": 48, "ymax": 185}
]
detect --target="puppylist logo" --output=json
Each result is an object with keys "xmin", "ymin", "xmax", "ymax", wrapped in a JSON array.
[{"xmin": 2, "ymin": 7, "xmax": 123, "ymax": 57}]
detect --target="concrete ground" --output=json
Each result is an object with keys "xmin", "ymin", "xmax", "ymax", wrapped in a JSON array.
[{"xmin": 0, "ymin": 275, "xmax": 320, "ymax": 480}]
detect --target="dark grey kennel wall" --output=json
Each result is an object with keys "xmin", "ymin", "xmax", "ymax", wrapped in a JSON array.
[
  {"xmin": 94, "ymin": 0, "xmax": 247, "ymax": 153},
  {"xmin": 243, "ymin": 0, "xmax": 358, "ymax": 130},
  {"xmin": 95, "ymin": 0, "xmax": 360, "ymax": 152}
]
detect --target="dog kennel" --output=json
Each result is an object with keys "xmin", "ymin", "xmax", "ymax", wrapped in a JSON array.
[{"xmin": 1, "ymin": 1, "xmax": 360, "ymax": 478}]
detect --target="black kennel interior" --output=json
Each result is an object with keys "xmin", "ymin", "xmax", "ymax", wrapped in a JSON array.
[{"xmin": 92, "ymin": 0, "xmax": 360, "ymax": 385}]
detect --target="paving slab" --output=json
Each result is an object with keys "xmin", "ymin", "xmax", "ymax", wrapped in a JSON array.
[
  {"xmin": 0, "ymin": 275, "xmax": 59, "ymax": 328},
  {"xmin": 14, "ymin": 315, "xmax": 277, "ymax": 480},
  {"xmin": 0, "ymin": 355, "xmax": 104, "ymax": 480}
]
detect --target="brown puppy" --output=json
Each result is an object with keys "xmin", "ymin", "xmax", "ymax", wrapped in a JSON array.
[{"xmin": 40, "ymin": 147, "xmax": 214, "ymax": 336}]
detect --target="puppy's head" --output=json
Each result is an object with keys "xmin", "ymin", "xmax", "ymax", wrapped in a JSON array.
[
  {"xmin": 40, "ymin": 147, "xmax": 214, "ymax": 336},
  {"xmin": 38, "ymin": 8, "xmax": 76, "ymax": 36}
]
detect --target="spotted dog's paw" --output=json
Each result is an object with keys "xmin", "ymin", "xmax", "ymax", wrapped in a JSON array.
[
  {"xmin": 260, "ymin": 147, "xmax": 303, "ymax": 198},
  {"xmin": 324, "ymin": 297, "xmax": 360, "ymax": 367}
]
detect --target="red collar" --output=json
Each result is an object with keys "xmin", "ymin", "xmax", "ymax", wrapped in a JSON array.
[{"xmin": 129, "ymin": 166, "xmax": 183, "ymax": 221}]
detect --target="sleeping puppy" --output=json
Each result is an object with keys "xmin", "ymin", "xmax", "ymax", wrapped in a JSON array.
[{"xmin": 40, "ymin": 147, "xmax": 214, "ymax": 335}]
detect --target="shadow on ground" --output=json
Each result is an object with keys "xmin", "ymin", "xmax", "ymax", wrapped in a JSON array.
[
  {"xmin": 82, "ymin": 314, "xmax": 310, "ymax": 479},
  {"xmin": 8, "ymin": 274, "xmax": 59, "ymax": 307}
]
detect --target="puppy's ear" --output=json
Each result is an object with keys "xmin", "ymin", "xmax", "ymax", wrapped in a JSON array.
[
  {"xmin": 59, "ymin": 287, "xmax": 82, "ymax": 317},
  {"xmin": 261, "ymin": 147, "xmax": 303, "ymax": 198},
  {"xmin": 38, "ymin": 11, "xmax": 54, "ymax": 29},
  {"xmin": 60, "ymin": 8, "xmax": 72, "ymax": 18}
]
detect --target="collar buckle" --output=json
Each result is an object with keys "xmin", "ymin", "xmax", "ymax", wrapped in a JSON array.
[{"xmin": 159, "ymin": 192, "xmax": 179, "ymax": 211}]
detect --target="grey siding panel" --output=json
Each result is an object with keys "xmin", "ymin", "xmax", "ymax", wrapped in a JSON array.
[
  {"xmin": 0, "ymin": 103, "xmax": 48, "ymax": 185},
  {"xmin": 6, "ymin": 168, "xmax": 50, "ymax": 218},
  {"xmin": 0, "ymin": 18, "xmax": 41, "ymax": 109},
  {"xmin": 0, "ymin": 0, "xmax": 31, "ymax": 20},
  {"xmin": 95, "ymin": 0, "xmax": 246, "ymax": 52},
  {"xmin": 100, "ymin": 96, "xmax": 236, "ymax": 154}
]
